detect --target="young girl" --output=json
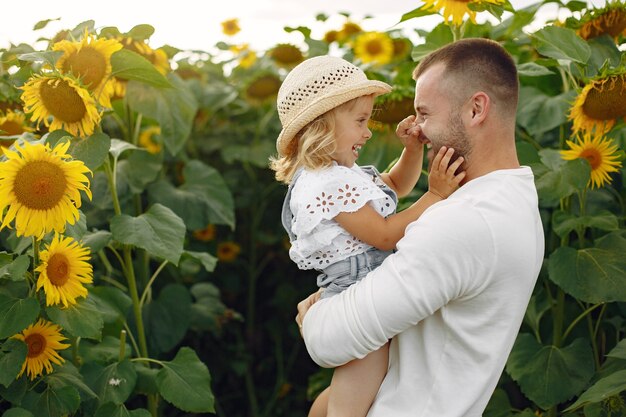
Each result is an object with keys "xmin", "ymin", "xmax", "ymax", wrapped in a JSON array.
[{"xmin": 270, "ymin": 55, "xmax": 465, "ymax": 417}]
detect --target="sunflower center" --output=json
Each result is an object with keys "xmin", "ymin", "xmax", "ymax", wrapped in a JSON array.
[
  {"xmin": 62, "ymin": 47, "xmax": 107, "ymax": 91},
  {"xmin": 582, "ymin": 76, "xmax": 626, "ymax": 120},
  {"xmin": 0, "ymin": 120, "xmax": 25, "ymax": 135},
  {"xmin": 580, "ymin": 148, "xmax": 602, "ymax": 169},
  {"xmin": 366, "ymin": 41, "xmax": 384, "ymax": 56},
  {"xmin": 47, "ymin": 253, "xmax": 70, "ymax": 286},
  {"xmin": 246, "ymin": 76, "xmax": 281, "ymax": 99},
  {"xmin": 25, "ymin": 333, "xmax": 46, "ymax": 358},
  {"xmin": 39, "ymin": 79, "xmax": 88, "ymax": 123},
  {"xmin": 13, "ymin": 160, "xmax": 68, "ymax": 210}
]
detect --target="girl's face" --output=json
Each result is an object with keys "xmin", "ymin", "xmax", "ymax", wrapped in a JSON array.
[{"xmin": 331, "ymin": 95, "xmax": 375, "ymax": 167}]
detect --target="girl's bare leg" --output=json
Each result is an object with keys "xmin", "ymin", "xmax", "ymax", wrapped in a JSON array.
[{"xmin": 325, "ymin": 342, "xmax": 389, "ymax": 417}]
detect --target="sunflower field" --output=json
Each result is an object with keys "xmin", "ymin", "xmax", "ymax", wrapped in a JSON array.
[{"xmin": 0, "ymin": 0, "xmax": 625, "ymax": 416}]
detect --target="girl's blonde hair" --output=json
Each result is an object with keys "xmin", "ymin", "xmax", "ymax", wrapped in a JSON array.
[{"xmin": 269, "ymin": 96, "xmax": 366, "ymax": 184}]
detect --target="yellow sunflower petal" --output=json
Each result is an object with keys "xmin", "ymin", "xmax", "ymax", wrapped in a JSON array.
[
  {"xmin": 0, "ymin": 141, "xmax": 92, "ymax": 238},
  {"xmin": 12, "ymin": 318, "xmax": 70, "ymax": 380}
]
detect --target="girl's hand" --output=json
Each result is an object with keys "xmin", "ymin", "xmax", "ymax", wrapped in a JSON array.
[
  {"xmin": 395, "ymin": 115, "xmax": 423, "ymax": 153},
  {"xmin": 428, "ymin": 146, "xmax": 466, "ymax": 199}
]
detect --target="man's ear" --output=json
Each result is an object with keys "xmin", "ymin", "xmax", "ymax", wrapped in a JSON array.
[{"xmin": 468, "ymin": 92, "xmax": 489, "ymax": 126}]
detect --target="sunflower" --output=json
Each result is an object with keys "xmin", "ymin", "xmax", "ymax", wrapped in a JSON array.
[
  {"xmin": 35, "ymin": 234, "xmax": 93, "ymax": 307},
  {"xmin": 118, "ymin": 38, "xmax": 170, "ymax": 75},
  {"xmin": 0, "ymin": 141, "xmax": 92, "ymax": 238},
  {"xmin": 392, "ymin": 38, "xmax": 412, "ymax": 60},
  {"xmin": 323, "ymin": 30, "xmax": 340, "ymax": 43},
  {"xmin": 139, "ymin": 126, "xmax": 162, "ymax": 154},
  {"xmin": 337, "ymin": 21, "xmax": 363, "ymax": 42},
  {"xmin": 12, "ymin": 318, "xmax": 69, "ymax": 380},
  {"xmin": 53, "ymin": 33, "xmax": 122, "ymax": 108},
  {"xmin": 575, "ymin": 2, "xmax": 626, "ymax": 40},
  {"xmin": 21, "ymin": 73, "xmax": 101, "ymax": 138},
  {"xmin": 269, "ymin": 44, "xmax": 304, "ymax": 68},
  {"xmin": 569, "ymin": 71, "xmax": 626, "ymax": 135},
  {"xmin": 561, "ymin": 131, "xmax": 623, "ymax": 188},
  {"xmin": 421, "ymin": 0, "xmax": 506, "ymax": 26},
  {"xmin": 193, "ymin": 224, "xmax": 216, "ymax": 242},
  {"xmin": 221, "ymin": 18, "xmax": 241, "ymax": 36},
  {"xmin": 372, "ymin": 97, "xmax": 416, "ymax": 125},
  {"xmin": 0, "ymin": 110, "xmax": 33, "ymax": 136},
  {"xmin": 217, "ymin": 241, "xmax": 241, "ymax": 262},
  {"xmin": 231, "ymin": 44, "xmax": 257, "ymax": 69},
  {"xmin": 245, "ymin": 74, "xmax": 282, "ymax": 104},
  {"xmin": 354, "ymin": 32, "xmax": 394, "ymax": 65}
]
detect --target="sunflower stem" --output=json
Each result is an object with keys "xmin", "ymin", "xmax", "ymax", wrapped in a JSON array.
[
  {"xmin": 139, "ymin": 260, "xmax": 168, "ymax": 308},
  {"xmin": 104, "ymin": 158, "xmax": 122, "ymax": 216},
  {"xmin": 119, "ymin": 330, "xmax": 127, "ymax": 362},
  {"xmin": 123, "ymin": 246, "xmax": 148, "ymax": 358},
  {"xmin": 32, "ymin": 237, "xmax": 39, "ymax": 286}
]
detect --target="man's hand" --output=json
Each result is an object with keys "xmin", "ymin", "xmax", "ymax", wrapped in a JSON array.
[{"xmin": 295, "ymin": 290, "xmax": 322, "ymax": 336}]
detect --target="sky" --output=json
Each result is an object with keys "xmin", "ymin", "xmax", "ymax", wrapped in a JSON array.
[{"xmin": 1, "ymin": 0, "xmax": 608, "ymax": 53}]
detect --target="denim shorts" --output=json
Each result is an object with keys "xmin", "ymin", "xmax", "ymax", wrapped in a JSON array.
[{"xmin": 317, "ymin": 248, "xmax": 393, "ymax": 299}]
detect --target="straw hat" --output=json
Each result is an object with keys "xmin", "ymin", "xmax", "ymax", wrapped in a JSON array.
[{"xmin": 276, "ymin": 55, "xmax": 392, "ymax": 155}]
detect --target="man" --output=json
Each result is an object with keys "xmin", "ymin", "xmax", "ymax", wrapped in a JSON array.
[{"xmin": 296, "ymin": 38, "xmax": 544, "ymax": 416}]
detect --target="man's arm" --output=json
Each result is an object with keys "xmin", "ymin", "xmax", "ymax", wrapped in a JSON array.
[{"xmin": 299, "ymin": 202, "xmax": 493, "ymax": 367}]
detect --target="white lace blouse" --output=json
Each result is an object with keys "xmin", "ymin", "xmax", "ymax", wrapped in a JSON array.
[{"xmin": 286, "ymin": 163, "xmax": 397, "ymax": 270}]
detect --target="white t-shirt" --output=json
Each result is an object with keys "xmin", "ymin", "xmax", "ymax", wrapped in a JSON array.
[
  {"xmin": 287, "ymin": 163, "xmax": 396, "ymax": 270},
  {"xmin": 302, "ymin": 167, "xmax": 544, "ymax": 417}
]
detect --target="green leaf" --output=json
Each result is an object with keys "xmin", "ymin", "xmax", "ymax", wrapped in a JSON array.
[
  {"xmin": 94, "ymin": 403, "xmax": 152, "ymax": 417},
  {"xmin": 23, "ymin": 385, "xmax": 80, "ymax": 417},
  {"xmin": 190, "ymin": 282, "xmax": 228, "ymax": 333},
  {"xmin": 79, "ymin": 336, "xmax": 131, "ymax": 364},
  {"xmin": 143, "ymin": 284, "xmax": 191, "ymax": 353},
  {"xmin": 33, "ymin": 18, "xmax": 60, "ymax": 31},
  {"xmin": 117, "ymin": 150, "xmax": 163, "ymax": 194},
  {"xmin": 0, "ymin": 294, "xmax": 40, "ymax": 338},
  {"xmin": 565, "ymin": 370, "xmax": 626, "ymax": 411},
  {"xmin": 517, "ymin": 62, "xmax": 555, "ymax": 77},
  {"xmin": 523, "ymin": 288, "xmax": 552, "ymax": 338},
  {"xmin": 0, "ymin": 339, "xmax": 27, "ymax": 387},
  {"xmin": 552, "ymin": 210, "xmax": 619, "ymax": 239},
  {"xmin": 69, "ymin": 132, "xmax": 111, "ymax": 171},
  {"xmin": 90, "ymin": 287, "xmax": 132, "ymax": 323},
  {"xmin": 82, "ymin": 359, "xmax": 137, "ymax": 405},
  {"xmin": 411, "ymin": 24, "xmax": 453, "ymax": 62},
  {"xmin": 517, "ymin": 88, "xmax": 576, "ymax": 135},
  {"xmin": 109, "ymin": 138, "xmax": 139, "ymax": 160},
  {"xmin": 221, "ymin": 141, "xmax": 276, "ymax": 167},
  {"xmin": 2, "ymin": 408, "xmax": 34, "ymax": 417},
  {"xmin": 46, "ymin": 294, "xmax": 104, "ymax": 340},
  {"xmin": 531, "ymin": 151, "xmax": 591, "ymax": 206},
  {"xmin": 399, "ymin": 5, "xmax": 437, "ymax": 23},
  {"xmin": 0, "ymin": 255, "xmax": 30, "ymax": 282},
  {"xmin": 183, "ymin": 250, "xmax": 218, "ymax": 273},
  {"xmin": 532, "ymin": 26, "xmax": 591, "ymax": 64},
  {"xmin": 506, "ymin": 334, "xmax": 594, "ymax": 409},
  {"xmin": 45, "ymin": 362, "xmax": 97, "ymax": 399},
  {"xmin": 134, "ymin": 364, "xmax": 159, "ymax": 395},
  {"xmin": 111, "ymin": 49, "xmax": 171, "ymax": 88},
  {"xmin": 156, "ymin": 347, "xmax": 215, "ymax": 413},
  {"xmin": 126, "ymin": 75, "xmax": 198, "ymax": 155},
  {"xmin": 606, "ymin": 339, "xmax": 626, "ymax": 360},
  {"xmin": 16, "ymin": 51, "xmax": 63, "ymax": 67},
  {"xmin": 110, "ymin": 204, "xmax": 185, "ymax": 265},
  {"xmin": 147, "ymin": 160, "xmax": 235, "ymax": 230},
  {"xmin": 548, "ymin": 231, "xmax": 626, "ymax": 303},
  {"xmin": 82, "ymin": 230, "xmax": 112, "ymax": 253},
  {"xmin": 127, "ymin": 24, "xmax": 155, "ymax": 40}
]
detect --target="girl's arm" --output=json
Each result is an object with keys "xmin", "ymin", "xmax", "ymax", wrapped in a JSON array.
[
  {"xmin": 379, "ymin": 115, "xmax": 424, "ymax": 198},
  {"xmin": 335, "ymin": 146, "xmax": 464, "ymax": 251}
]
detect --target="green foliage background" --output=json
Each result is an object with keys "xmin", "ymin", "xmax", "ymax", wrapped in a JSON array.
[{"xmin": 0, "ymin": 1, "xmax": 625, "ymax": 416}]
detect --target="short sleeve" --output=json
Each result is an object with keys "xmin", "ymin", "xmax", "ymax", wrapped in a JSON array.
[{"xmin": 291, "ymin": 165, "xmax": 391, "ymax": 237}]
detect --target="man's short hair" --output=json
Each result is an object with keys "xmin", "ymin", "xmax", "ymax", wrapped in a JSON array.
[{"xmin": 413, "ymin": 38, "xmax": 519, "ymax": 115}]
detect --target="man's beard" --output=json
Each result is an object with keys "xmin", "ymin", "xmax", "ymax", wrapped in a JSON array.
[{"xmin": 427, "ymin": 111, "xmax": 472, "ymax": 174}]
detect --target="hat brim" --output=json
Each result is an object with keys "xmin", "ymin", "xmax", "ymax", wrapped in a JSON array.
[{"xmin": 276, "ymin": 80, "xmax": 392, "ymax": 155}]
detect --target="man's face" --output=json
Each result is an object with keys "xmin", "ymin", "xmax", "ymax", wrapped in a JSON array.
[{"xmin": 413, "ymin": 64, "xmax": 472, "ymax": 169}]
